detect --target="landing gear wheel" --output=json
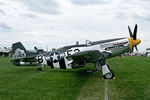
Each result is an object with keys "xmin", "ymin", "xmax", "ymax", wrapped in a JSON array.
[
  {"xmin": 103, "ymin": 70, "xmax": 114, "ymax": 79},
  {"xmin": 101, "ymin": 64, "xmax": 114, "ymax": 79},
  {"xmin": 103, "ymin": 65, "xmax": 115, "ymax": 79}
]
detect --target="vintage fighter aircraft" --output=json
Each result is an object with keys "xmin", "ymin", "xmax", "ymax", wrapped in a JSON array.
[
  {"xmin": 12, "ymin": 42, "xmax": 47, "ymax": 67},
  {"xmin": 12, "ymin": 24, "xmax": 141, "ymax": 79},
  {"xmin": 145, "ymin": 48, "xmax": 150, "ymax": 57},
  {"xmin": 0, "ymin": 47, "xmax": 12, "ymax": 57}
]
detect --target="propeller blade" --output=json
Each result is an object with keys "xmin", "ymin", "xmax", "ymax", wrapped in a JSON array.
[
  {"xmin": 130, "ymin": 49, "xmax": 133, "ymax": 53},
  {"xmin": 128, "ymin": 25, "xmax": 133, "ymax": 37},
  {"xmin": 135, "ymin": 46, "xmax": 138, "ymax": 52},
  {"xmin": 133, "ymin": 24, "xmax": 137, "ymax": 40}
]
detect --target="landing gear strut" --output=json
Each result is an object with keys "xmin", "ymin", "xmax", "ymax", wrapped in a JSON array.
[{"xmin": 94, "ymin": 58, "xmax": 115, "ymax": 79}]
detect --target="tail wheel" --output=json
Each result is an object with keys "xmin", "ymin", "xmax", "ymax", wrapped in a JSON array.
[{"xmin": 13, "ymin": 61, "xmax": 20, "ymax": 66}]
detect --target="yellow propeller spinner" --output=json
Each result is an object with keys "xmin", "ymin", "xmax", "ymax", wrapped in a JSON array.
[
  {"xmin": 128, "ymin": 24, "xmax": 141, "ymax": 51},
  {"xmin": 128, "ymin": 37, "xmax": 141, "ymax": 50}
]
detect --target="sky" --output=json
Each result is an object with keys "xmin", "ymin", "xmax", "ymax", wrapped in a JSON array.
[{"xmin": 0, "ymin": 0, "xmax": 150, "ymax": 52}]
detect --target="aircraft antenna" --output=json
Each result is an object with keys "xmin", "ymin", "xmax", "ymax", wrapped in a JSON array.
[{"xmin": 46, "ymin": 44, "xmax": 48, "ymax": 52}]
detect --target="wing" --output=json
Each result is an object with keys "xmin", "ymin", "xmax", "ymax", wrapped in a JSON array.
[
  {"xmin": 90, "ymin": 37, "xmax": 127, "ymax": 45},
  {"xmin": 66, "ymin": 50, "xmax": 104, "ymax": 62}
]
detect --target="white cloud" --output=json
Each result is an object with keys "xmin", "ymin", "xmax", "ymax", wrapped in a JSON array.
[
  {"xmin": 70, "ymin": 0, "xmax": 112, "ymax": 5},
  {"xmin": 0, "ymin": 0, "xmax": 150, "ymax": 52},
  {"xmin": 22, "ymin": 0, "xmax": 60, "ymax": 14}
]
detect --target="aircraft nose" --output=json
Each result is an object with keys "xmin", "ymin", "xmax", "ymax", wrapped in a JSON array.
[
  {"xmin": 128, "ymin": 37, "xmax": 141, "ymax": 50},
  {"xmin": 134, "ymin": 38, "xmax": 141, "ymax": 46}
]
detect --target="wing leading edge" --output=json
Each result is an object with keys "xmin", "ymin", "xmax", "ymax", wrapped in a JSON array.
[{"xmin": 67, "ymin": 50, "xmax": 103, "ymax": 62}]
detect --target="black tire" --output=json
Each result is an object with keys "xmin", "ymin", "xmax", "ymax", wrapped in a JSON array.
[
  {"xmin": 13, "ymin": 61, "xmax": 20, "ymax": 66},
  {"xmin": 103, "ymin": 65, "xmax": 115, "ymax": 79}
]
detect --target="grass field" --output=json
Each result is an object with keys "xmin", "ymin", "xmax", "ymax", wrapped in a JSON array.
[{"xmin": 0, "ymin": 56, "xmax": 150, "ymax": 100}]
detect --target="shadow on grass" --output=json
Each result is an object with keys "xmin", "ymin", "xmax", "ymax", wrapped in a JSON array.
[{"xmin": 7, "ymin": 65, "xmax": 97, "ymax": 80}]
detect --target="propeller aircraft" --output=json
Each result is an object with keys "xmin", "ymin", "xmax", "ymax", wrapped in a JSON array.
[
  {"xmin": 11, "ymin": 24, "xmax": 141, "ymax": 79},
  {"xmin": 0, "ymin": 47, "xmax": 12, "ymax": 57}
]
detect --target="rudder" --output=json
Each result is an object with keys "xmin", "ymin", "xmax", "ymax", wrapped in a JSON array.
[{"xmin": 12, "ymin": 42, "xmax": 27, "ymax": 59}]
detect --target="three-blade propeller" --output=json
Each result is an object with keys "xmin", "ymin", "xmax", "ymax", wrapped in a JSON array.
[
  {"xmin": 128, "ymin": 24, "xmax": 137, "ymax": 40},
  {"xmin": 128, "ymin": 24, "xmax": 141, "ymax": 52}
]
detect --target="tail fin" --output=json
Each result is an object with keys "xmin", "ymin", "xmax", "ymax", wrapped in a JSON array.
[{"xmin": 12, "ymin": 42, "xmax": 27, "ymax": 60}]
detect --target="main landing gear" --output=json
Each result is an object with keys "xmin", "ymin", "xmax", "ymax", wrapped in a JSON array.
[{"xmin": 94, "ymin": 58, "xmax": 115, "ymax": 79}]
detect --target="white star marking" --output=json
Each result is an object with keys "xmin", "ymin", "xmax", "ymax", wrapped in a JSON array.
[{"xmin": 51, "ymin": 53, "xmax": 58, "ymax": 61}]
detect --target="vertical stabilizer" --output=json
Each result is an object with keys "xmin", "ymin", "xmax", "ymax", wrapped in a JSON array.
[{"xmin": 12, "ymin": 42, "xmax": 27, "ymax": 59}]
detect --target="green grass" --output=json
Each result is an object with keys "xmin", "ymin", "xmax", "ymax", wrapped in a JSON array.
[
  {"xmin": 0, "ymin": 56, "xmax": 150, "ymax": 100},
  {"xmin": 0, "ymin": 57, "xmax": 92, "ymax": 100},
  {"xmin": 107, "ymin": 56, "xmax": 150, "ymax": 100}
]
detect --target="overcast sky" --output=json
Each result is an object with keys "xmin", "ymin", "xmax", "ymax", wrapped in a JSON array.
[{"xmin": 0, "ymin": 0, "xmax": 150, "ymax": 52}]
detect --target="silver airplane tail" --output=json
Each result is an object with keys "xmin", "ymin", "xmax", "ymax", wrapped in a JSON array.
[{"xmin": 12, "ymin": 42, "xmax": 27, "ymax": 60}]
